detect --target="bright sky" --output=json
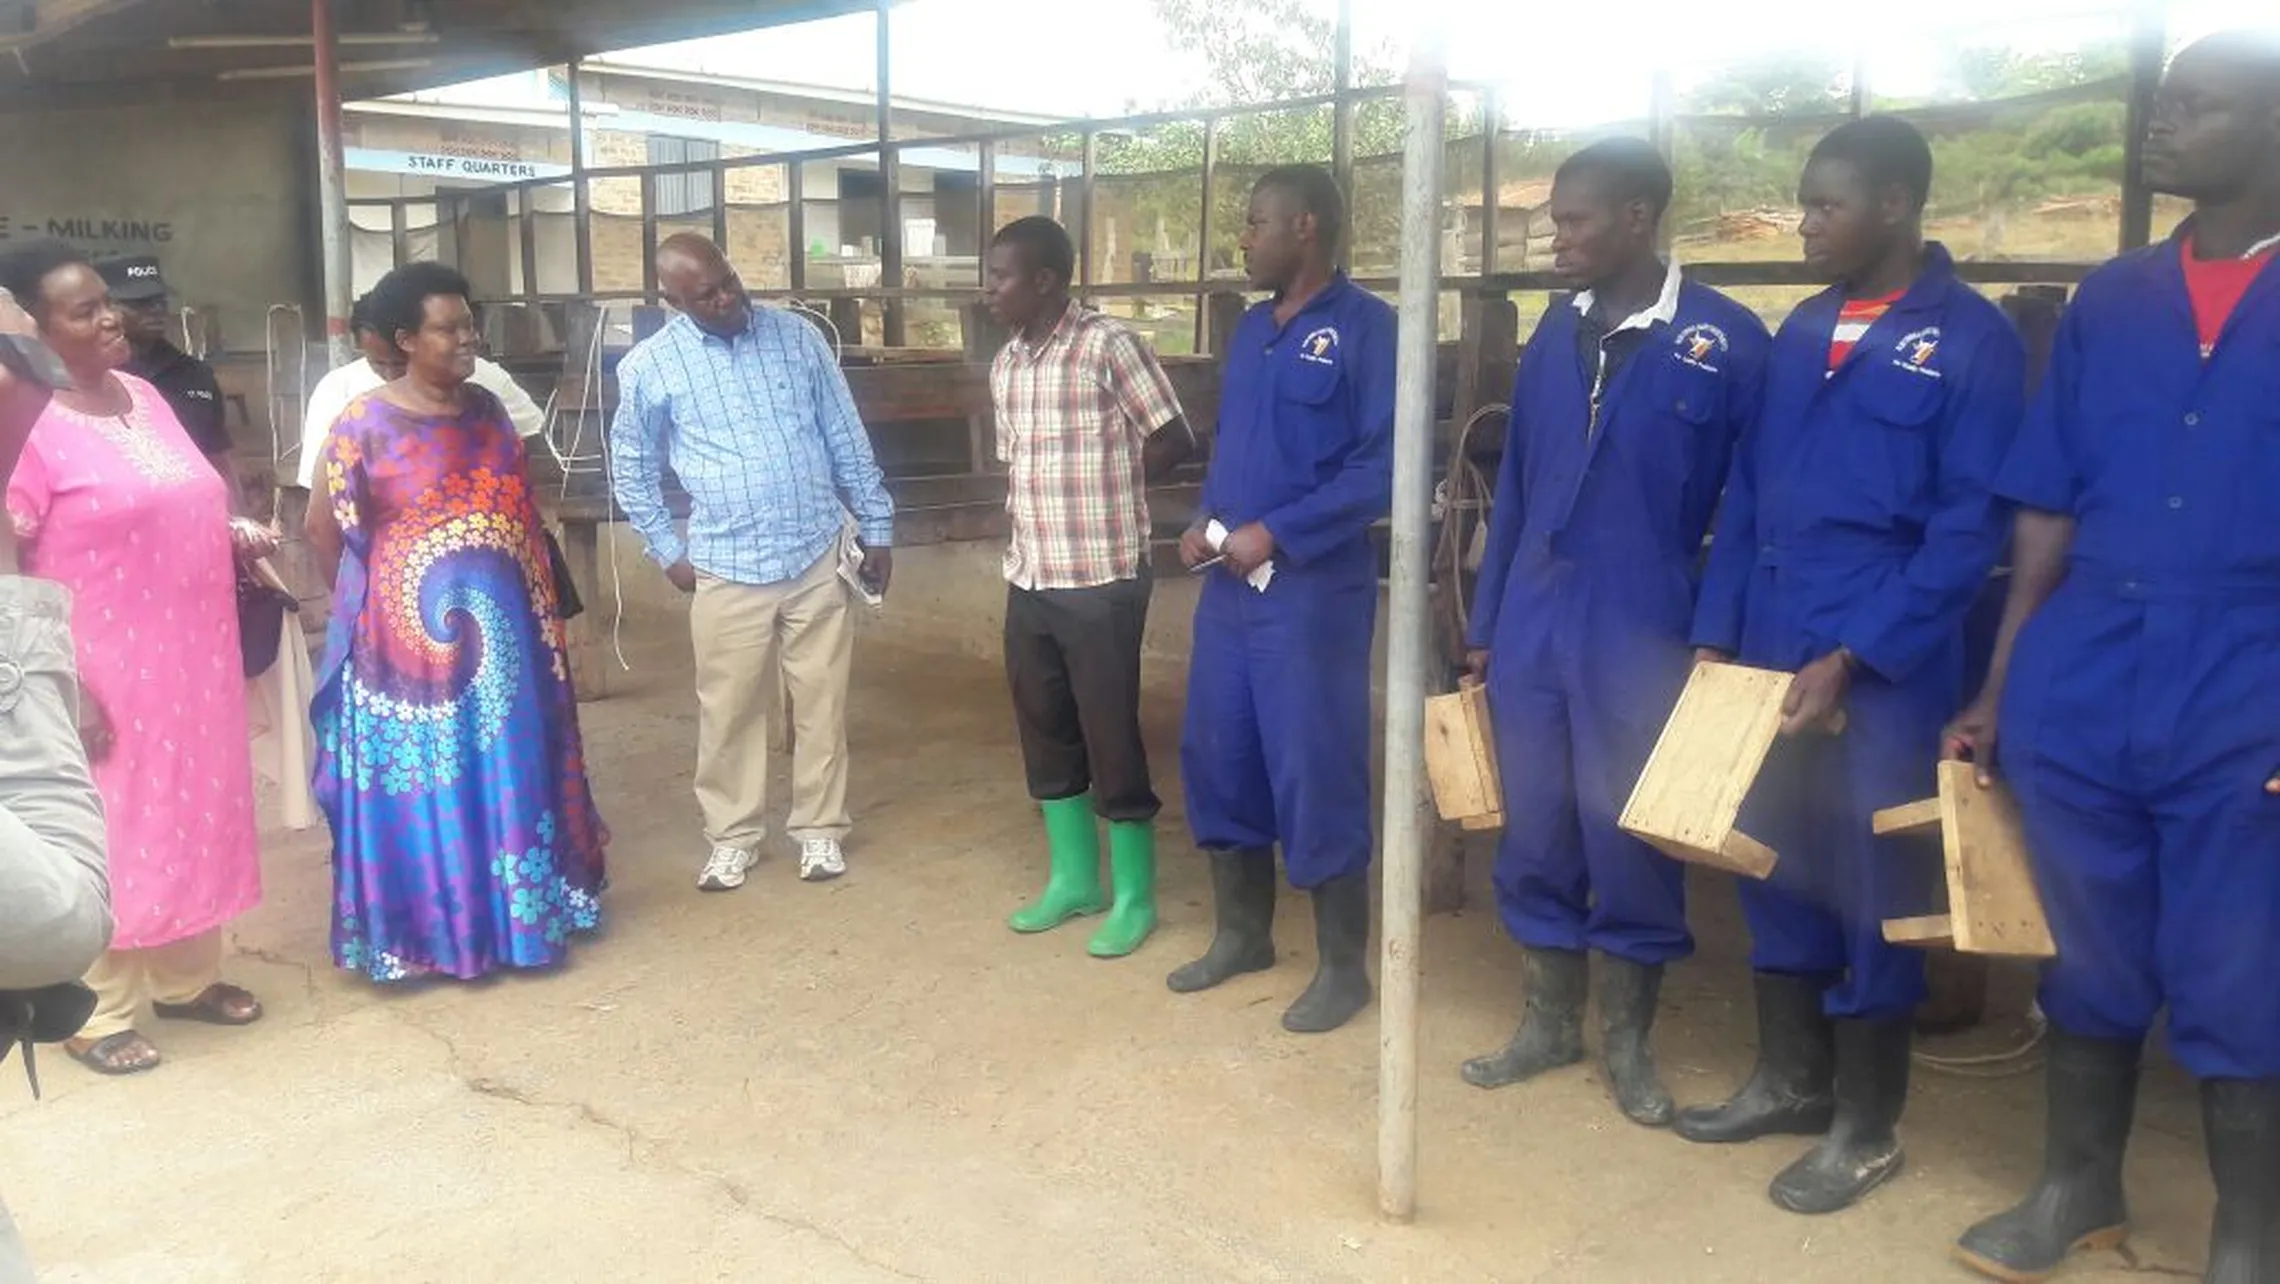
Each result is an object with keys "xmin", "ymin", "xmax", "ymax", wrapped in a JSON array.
[{"xmin": 429, "ymin": 0, "xmax": 2272, "ymax": 127}]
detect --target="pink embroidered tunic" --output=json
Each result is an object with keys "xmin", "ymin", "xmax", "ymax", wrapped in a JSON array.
[{"xmin": 6, "ymin": 373, "xmax": 261, "ymax": 949}]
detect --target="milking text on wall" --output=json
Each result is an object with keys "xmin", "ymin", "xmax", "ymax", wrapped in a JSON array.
[{"xmin": 0, "ymin": 215, "xmax": 176, "ymax": 243}]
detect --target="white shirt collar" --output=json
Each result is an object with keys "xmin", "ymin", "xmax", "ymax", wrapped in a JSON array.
[{"xmin": 1570, "ymin": 258, "xmax": 1685, "ymax": 334}]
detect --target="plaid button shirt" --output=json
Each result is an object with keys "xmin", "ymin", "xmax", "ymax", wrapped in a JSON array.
[{"xmin": 991, "ymin": 306, "xmax": 1184, "ymax": 591}]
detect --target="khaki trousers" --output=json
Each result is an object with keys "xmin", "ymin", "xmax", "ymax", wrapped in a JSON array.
[
  {"xmin": 81, "ymin": 930, "xmax": 224, "ymax": 1040},
  {"xmin": 691, "ymin": 549, "xmax": 854, "ymax": 850}
]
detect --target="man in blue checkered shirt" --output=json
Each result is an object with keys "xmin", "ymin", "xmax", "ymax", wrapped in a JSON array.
[{"xmin": 611, "ymin": 233, "xmax": 894, "ymax": 893}]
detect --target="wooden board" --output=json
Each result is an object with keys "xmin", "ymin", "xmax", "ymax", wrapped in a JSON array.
[
  {"xmin": 1618, "ymin": 661, "xmax": 1791, "ymax": 880},
  {"xmin": 1871, "ymin": 797, "xmax": 1943, "ymax": 836},
  {"xmin": 1882, "ymin": 914, "xmax": 1956, "ymax": 946},
  {"xmin": 1876, "ymin": 761, "xmax": 2055, "ymax": 959},
  {"xmin": 1423, "ymin": 681, "xmax": 1502, "ymax": 827}
]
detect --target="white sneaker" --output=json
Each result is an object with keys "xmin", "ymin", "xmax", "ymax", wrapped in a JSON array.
[
  {"xmin": 798, "ymin": 837, "xmax": 846, "ymax": 882},
  {"xmin": 697, "ymin": 845, "xmax": 756, "ymax": 892}
]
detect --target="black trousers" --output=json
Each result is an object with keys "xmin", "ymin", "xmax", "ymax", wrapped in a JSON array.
[{"xmin": 1003, "ymin": 571, "xmax": 1160, "ymax": 822}]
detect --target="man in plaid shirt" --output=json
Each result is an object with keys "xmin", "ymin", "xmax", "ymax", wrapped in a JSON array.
[{"xmin": 983, "ymin": 216, "xmax": 1193, "ymax": 960}]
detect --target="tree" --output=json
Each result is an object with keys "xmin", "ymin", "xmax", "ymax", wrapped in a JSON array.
[
  {"xmin": 1028, "ymin": 0, "xmax": 1456, "ymax": 280},
  {"xmin": 1036, "ymin": 15, "xmax": 2135, "ymax": 287},
  {"xmin": 1658, "ymin": 47, "xmax": 2134, "ymax": 248},
  {"xmin": 1956, "ymin": 46, "xmax": 2127, "ymax": 102},
  {"xmin": 1679, "ymin": 55, "xmax": 1851, "ymax": 118},
  {"xmin": 1146, "ymin": 0, "xmax": 1408, "ymax": 160}
]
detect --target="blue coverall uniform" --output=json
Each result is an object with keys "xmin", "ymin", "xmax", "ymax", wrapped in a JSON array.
[
  {"xmin": 1181, "ymin": 274, "xmax": 1396, "ymax": 889},
  {"xmin": 1994, "ymin": 229, "xmax": 2280, "ymax": 1080},
  {"xmin": 1692, "ymin": 243, "xmax": 2025, "ymax": 1021},
  {"xmin": 1468, "ymin": 269, "xmax": 1770, "ymax": 963}
]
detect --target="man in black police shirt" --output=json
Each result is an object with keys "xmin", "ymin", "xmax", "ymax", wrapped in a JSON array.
[{"xmin": 97, "ymin": 255, "xmax": 236, "ymax": 487}]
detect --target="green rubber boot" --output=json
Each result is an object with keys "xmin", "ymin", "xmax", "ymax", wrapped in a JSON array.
[
  {"xmin": 1008, "ymin": 795, "xmax": 1107, "ymax": 933},
  {"xmin": 1087, "ymin": 821, "xmax": 1159, "ymax": 959}
]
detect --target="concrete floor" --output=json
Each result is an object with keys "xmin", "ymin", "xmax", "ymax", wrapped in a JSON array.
[{"xmin": 0, "ymin": 620, "xmax": 2225, "ymax": 1283}]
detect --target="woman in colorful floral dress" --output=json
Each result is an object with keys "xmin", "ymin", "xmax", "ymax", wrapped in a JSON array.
[
  {"xmin": 1, "ymin": 239, "xmax": 266, "ymax": 1074},
  {"xmin": 306, "ymin": 262, "xmax": 606, "ymax": 982}
]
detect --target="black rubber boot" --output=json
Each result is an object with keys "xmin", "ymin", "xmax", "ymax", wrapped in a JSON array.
[
  {"xmin": 1768, "ymin": 1017, "xmax": 1912, "ymax": 1215},
  {"xmin": 1598, "ymin": 955, "xmax": 1675, "ymax": 1127},
  {"xmin": 1281, "ymin": 870, "xmax": 1372, "ymax": 1033},
  {"xmin": 1461, "ymin": 947, "xmax": 1585, "ymax": 1089},
  {"xmin": 1166, "ymin": 848, "xmax": 1277, "ymax": 994},
  {"xmin": 1676, "ymin": 972, "xmax": 1837, "ymax": 1144},
  {"xmin": 2202, "ymin": 1078, "xmax": 2280, "ymax": 1284},
  {"xmin": 1952, "ymin": 1031, "xmax": 2140, "ymax": 1283}
]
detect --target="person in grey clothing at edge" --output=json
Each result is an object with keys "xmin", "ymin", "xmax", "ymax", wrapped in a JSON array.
[{"xmin": 0, "ymin": 285, "xmax": 114, "ymax": 1283}]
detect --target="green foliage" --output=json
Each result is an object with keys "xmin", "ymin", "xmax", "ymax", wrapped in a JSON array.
[
  {"xmin": 1042, "ymin": 1, "xmax": 1468, "ymax": 277},
  {"xmin": 1929, "ymin": 101, "xmax": 2127, "ymax": 209},
  {"xmin": 1679, "ymin": 55, "xmax": 1850, "ymax": 117},
  {"xmin": 1057, "ymin": 17, "xmax": 2134, "ymax": 278},
  {"xmin": 1956, "ymin": 46, "xmax": 2127, "ymax": 100},
  {"xmin": 1667, "ymin": 50, "xmax": 2131, "ymax": 232},
  {"xmin": 1668, "ymin": 126, "xmax": 1816, "ymax": 229}
]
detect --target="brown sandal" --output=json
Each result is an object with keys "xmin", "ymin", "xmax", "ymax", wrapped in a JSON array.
[
  {"xmin": 67, "ymin": 1031, "xmax": 162, "ymax": 1075},
  {"xmin": 152, "ymin": 983, "xmax": 263, "ymax": 1027}
]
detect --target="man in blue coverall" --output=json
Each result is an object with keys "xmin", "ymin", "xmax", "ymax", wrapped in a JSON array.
[
  {"xmin": 1946, "ymin": 32, "xmax": 2280, "ymax": 1284},
  {"xmin": 1167, "ymin": 164, "xmax": 1394, "ymax": 1035},
  {"xmin": 1680, "ymin": 116, "xmax": 2025, "ymax": 1215},
  {"xmin": 1459, "ymin": 139, "xmax": 1770, "ymax": 1126}
]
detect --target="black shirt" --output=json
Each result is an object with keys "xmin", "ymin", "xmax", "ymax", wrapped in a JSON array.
[
  {"xmin": 1573, "ymin": 301, "xmax": 1656, "ymax": 439},
  {"xmin": 1573, "ymin": 301, "xmax": 1655, "ymax": 390},
  {"xmin": 125, "ymin": 340, "xmax": 230, "ymax": 456}
]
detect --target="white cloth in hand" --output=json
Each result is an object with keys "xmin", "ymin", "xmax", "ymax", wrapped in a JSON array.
[
  {"xmin": 1204, "ymin": 519, "xmax": 1274, "ymax": 593},
  {"xmin": 836, "ymin": 520, "xmax": 883, "ymax": 607}
]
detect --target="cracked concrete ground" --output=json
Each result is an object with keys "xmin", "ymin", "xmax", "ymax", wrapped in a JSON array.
[{"xmin": 0, "ymin": 619, "xmax": 2226, "ymax": 1283}]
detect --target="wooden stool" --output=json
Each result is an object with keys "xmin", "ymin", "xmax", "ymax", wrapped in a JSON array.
[
  {"xmin": 1875, "ymin": 760, "xmax": 2056, "ymax": 958},
  {"xmin": 1423, "ymin": 678, "xmax": 1503, "ymax": 831},
  {"xmin": 1618, "ymin": 661, "xmax": 1792, "ymax": 879}
]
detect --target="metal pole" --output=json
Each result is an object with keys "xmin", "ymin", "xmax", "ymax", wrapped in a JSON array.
[
  {"xmin": 1648, "ymin": 67, "xmax": 1676, "ymax": 158},
  {"xmin": 1480, "ymin": 88, "xmax": 1501, "ymax": 276},
  {"xmin": 1649, "ymin": 68, "xmax": 1676, "ymax": 254},
  {"xmin": 977, "ymin": 140, "xmax": 997, "ymax": 289},
  {"xmin": 1195, "ymin": 115, "xmax": 1219, "ymax": 352},
  {"xmin": 1077, "ymin": 130, "xmax": 1097, "ymax": 288},
  {"xmin": 311, "ymin": 0, "xmax": 354, "ymax": 369},
  {"xmin": 568, "ymin": 59, "xmax": 594, "ymax": 297},
  {"xmin": 787, "ymin": 163, "xmax": 809, "ymax": 292},
  {"xmin": 2118, "ymin": 0, "xmax": 2166, "ymax": 252},
  {"xmin": 519, "ymin": 184, "xmax": 540, "ymax": 302},
  {"xmin": 640, "ymin": 171, "xmax": 661, "ymax": 302},
  {"xmin": 1331, "ymin": 0, "xmax": 1355, "ymax": 273},
  {"xmin": 876, "ymin": 0, "xmax": 905, "ymax": 346},
  {"xmin": 1377, "ymin": 28, "xmax": 1445, "ymax": 1227}
]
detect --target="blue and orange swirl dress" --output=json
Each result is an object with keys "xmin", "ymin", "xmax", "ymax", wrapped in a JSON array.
[{"xmin": 312, "ymin": 386, "xmax": 608, "ymax": 982}]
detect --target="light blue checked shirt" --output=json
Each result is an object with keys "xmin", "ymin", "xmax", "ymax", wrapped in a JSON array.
[{"xmin": 611, "ymin": 307, "xmax": 894, "ymax": 586}]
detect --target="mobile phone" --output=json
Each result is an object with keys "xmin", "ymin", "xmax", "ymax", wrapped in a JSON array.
[{"xmin": 0, "ymin": 334, "xmax": 71, "ymax": 391}]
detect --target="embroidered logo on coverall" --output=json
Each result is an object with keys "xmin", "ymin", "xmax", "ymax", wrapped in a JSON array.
[
  {"xmin": 1674, "ymin": 323, "xmax": 1730, "ymax": 373},
  {"xmin": 1893, "ymin": 327, "xmax": 1943, "ymax": 378},
  {"xmin": 1298, "ymin": 327, "xmax": 1342, "ymax": 367}
]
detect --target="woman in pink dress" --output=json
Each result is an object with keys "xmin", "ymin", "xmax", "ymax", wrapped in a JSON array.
[{"xmin": 1, "ymin": 240, "xmax": 265, "ymax": 1075}]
